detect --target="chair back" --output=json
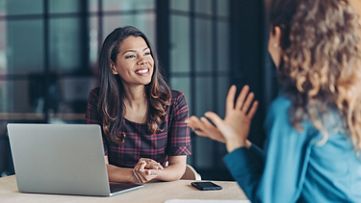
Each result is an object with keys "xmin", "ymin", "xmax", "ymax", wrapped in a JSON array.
[{"xmin": 181, "ymin": 164, "xmax": 201, "ymax": 180}]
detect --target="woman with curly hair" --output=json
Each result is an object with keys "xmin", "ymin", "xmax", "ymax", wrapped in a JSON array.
[
  {"xmin": 86, "ymin": 26, "xmax": 191, "ymax": 184},
  {"xmin": 187, "ymin": 0, "xmax": 361, "ymax": 201}
]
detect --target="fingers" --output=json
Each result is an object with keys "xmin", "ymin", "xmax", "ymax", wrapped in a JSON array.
[
  {"xmin": 247, "ymin": 101, "xmax": 258, "ymax": 119},
  {"xmin": 133, "ymin": 159, "xmax": 162, "ymax": 184},
  {"xmin": 200, "ymin": 117, "xmax": 226, "ymax": 143},
  {"xmin": 204, "ymin": 112, "xmax": 224, "ymax": 129},
  {"xmin": 200, "ymin": 117, "xmax": 216, "ymax": 132},
  {"xmin": 186, "ymin": 116, "xmax": 203, "ymax": 129},
  {"xmin": 186, "ymin": 116, "xmax": 208, "ymax": 136},
  {"xmin": 133, "ymin": 161, "xmax": 147, "ymax": 183},
  {"xmin": 188, "ymin": 115, "xmax": 226, "ymax": 143},
  {"xmin": 241, "ymin": 92, "xmax": 254, "ymax": 112},
  {"xmin": 146, "ymin": 159, "xmax": 162, "ymax": 170},
  {"xmin": 234, "ymin": 85, "xmax": 257, "ymax": 118},
  {"xmin": 200, "ymin": 116, "xmax": 220, "ymax": 136},
  {"xmin": 144, "ymin": 169, "xmax": 160, "ymax": 176},
  {"xmin": 132, "ymin": 170, "xmax": 144, "ymax": 184},
  {"xmin": 135, "ymin": 160, "xmax": 147, "ymax": 172},
  {"xmin": 226, "ymin": 85, "xmax": 237, "ymax": 115},
  {"xmin": 139, "ymin": 158, "xmax": 164, "ymax": 170},
  {"xmin": 235, "ymin": 85, "xmax": 250, "ymax": 110},
  {"xmin": 149, "ymin": 162, "xmax": 163, "ymax": 170},
  {"xmin": 138, "ymin": 169, "xmax": 160, "ymax": 183}
]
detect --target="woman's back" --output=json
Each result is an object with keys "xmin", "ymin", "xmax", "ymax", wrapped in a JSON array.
[
  {"xmin": 304, "ymin": 127, "xmax": 361, "ymax": 201},
  {"xmin": 260, "ymin": 96, "xmax": 361, "ymax": 202}
]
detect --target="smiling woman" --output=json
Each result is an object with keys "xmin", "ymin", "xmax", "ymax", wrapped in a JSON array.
[
  {"xmin": 110, "ymin": 36, "xmax": 154, "ymax": 86},
  {"xmin": 85, "ymin": 26, "xmax": 191, "ymax": 184}
]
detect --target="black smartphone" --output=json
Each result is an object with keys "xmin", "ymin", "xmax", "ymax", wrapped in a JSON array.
[{"xmin": 191, "ymin": 181, "xmax": 223, "ymax": 191}]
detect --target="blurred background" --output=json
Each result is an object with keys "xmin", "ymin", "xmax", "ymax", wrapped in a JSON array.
[{"xmin": 0, "ymin": 0, "xmax": 277, "ymax": 180}]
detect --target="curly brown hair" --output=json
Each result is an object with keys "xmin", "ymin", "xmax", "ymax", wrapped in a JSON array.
[
  {"xmin": 271, "ymin": 0, "xmax": 361, "ymax": 150},
  {"xmin": 98, "ymin": 26, "xmax": 171, "ymax": 143}
]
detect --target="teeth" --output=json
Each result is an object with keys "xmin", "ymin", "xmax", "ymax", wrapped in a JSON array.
[{"xmin": 136, "ymin": 69, "xmax": 148, "ymax": 74}]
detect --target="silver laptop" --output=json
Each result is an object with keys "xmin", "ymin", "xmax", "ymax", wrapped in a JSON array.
[{"xmin": 7, "ymin": 123, "xmax": 143, "ymax": 197}]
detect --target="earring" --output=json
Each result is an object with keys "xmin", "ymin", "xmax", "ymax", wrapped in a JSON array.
[{"xmin": 111, "ymin": 68, "xmax": 118, "ymax": 75}]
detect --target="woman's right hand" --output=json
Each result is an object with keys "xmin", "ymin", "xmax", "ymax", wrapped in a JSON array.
[
  {"xmin": 132, "ymin": 158, "xmax": 163, "ymax": 184},
  {"xmin": 186, "ymin": 115, "xmax": 226, "ymax": 143}
]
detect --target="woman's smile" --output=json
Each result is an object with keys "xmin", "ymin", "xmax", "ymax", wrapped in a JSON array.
[{"xmin": 135, "ymin": 67, "xmax": 150, "ymax": 76}]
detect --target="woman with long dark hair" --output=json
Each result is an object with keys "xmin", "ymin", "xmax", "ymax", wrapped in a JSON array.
[
  {"xmin": 86, "ymin": 26, "xmax": 191, "ymax": 184},
  {"xmin": 187, "ymin": 0, "xmax": 361, "ymax": 201}
]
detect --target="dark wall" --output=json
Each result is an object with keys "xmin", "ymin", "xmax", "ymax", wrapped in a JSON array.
[{"xmin": 230, "ymin": 0, "xmax": 267, "ymax": 148}]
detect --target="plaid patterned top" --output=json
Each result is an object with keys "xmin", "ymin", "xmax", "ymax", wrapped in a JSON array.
[{"xmin": 85, "ymin": 88, "xmax": 191, "ymax": 168}]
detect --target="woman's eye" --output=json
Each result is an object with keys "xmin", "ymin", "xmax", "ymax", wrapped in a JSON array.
[
  {"xmin": 125, "ymin": 55, "xmax": 136, "ymax": 59},
  {"xmin": 144, "ymin": 52, "xmax": 151, "ymax": 56}
]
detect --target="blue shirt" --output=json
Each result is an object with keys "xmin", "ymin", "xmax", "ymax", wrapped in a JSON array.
[{"xmin": 224, "ymin": 96, "xmax": 361, "ymax": 202}]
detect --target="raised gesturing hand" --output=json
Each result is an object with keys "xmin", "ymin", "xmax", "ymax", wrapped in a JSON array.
[
  {"xmin": 187, "ymin": 85, "xmax": 258, "ymax": 152},
  {"xmin": 186, "ymin": 115, "xmax": 226, "ymax": 143}
]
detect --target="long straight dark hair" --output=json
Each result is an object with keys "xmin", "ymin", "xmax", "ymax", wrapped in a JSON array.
[{"xmin": 98, "ymin": 26, "xmax": 171, "ymax": 143}]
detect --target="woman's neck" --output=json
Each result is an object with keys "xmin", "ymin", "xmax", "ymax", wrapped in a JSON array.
[
  {"xmin": 123, "ymin": 85, "xmax": 147, "ymax": 108},
  {"xmin": 123, "ymin": 85, "xmax": 148, "ymax": 124}
]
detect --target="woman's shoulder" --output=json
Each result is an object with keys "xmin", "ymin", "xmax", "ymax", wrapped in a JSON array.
[
  {"xmin": 269, "ymin": 95, "xmax": 345, "ymax": 131},
  {"xmin": 170, "ymin": 90, "xmax": 186, "ymax": 102},
  {"xmin": 268, "ymin": 95, "xmax": 292, "ymax": 116},
  {"xmin": 265, "ymin": 95, "xmax": 318, "ymax": 144},
  {"xmin": 89, "ymin": 87, "xmax": 100, "ymax": 97},
  {"xmin": 265, "ymin": 95, "xmax": 303, "ymax": 132},
  {"xmin": 87, "ymin": 87, "xmax": 101, "ymax": 105},
  {"xmin": 169, "ymin": 90, "xmax": 188, "ymax": 110}
]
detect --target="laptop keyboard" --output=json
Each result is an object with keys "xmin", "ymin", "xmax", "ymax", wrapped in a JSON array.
[{"xmin": 109, "ymin": 182, "xmax": 142, "ymax": 193}]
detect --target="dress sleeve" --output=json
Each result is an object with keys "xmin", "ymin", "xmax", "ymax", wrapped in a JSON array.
[
  {"xmin": 224, "ymin": 97, "xmax": 314, "ymax": 203},
  {"xmin": 166, "ymin": 92, "xmax": 192, "ymax": 156},
  {"xmin": 85, "ymin": 88, "xmax": 108, "ymax": 155}
]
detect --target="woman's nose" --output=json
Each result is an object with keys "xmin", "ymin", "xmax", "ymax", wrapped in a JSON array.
[{"xmin": 137, "ymin": 56, "xmax": 146, "ymax": 65}]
